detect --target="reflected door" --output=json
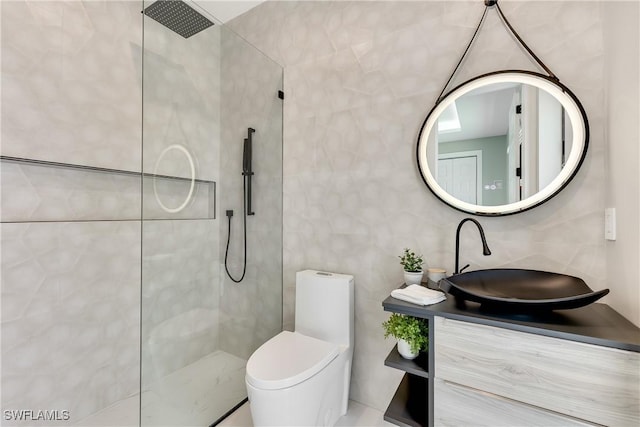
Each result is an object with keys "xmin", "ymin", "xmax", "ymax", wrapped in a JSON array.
[{"xmin": 438, "ymin": 156, "xmax": 478, "ymax": 204}]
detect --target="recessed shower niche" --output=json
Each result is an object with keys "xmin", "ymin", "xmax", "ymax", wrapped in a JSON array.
[{"xmin": 0, "ymin": 0, "xmax": 282, "ymax": 425}]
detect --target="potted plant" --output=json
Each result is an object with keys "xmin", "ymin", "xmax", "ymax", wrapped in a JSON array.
[
  {"xmin": 399, "ymin": 248, "xmax": 424, "ymax": 285},
  {"xmin": 382, "ymin": 313, "xmax": 429, "ymax": 359}
]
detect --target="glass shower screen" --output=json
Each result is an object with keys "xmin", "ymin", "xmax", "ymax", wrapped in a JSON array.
[{"xmin": 140, "ymin": 2, "xmax": 283, "ymax": 425}]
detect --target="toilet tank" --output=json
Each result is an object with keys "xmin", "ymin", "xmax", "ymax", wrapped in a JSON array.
[{"xmin": 295, "ymin": 270, "xmax": 354, "ymax": 348}]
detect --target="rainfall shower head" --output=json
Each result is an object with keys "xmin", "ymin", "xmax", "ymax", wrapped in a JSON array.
[{"xmin": 143, "ymin": 0, "xmax": 214, "ymax": 39}]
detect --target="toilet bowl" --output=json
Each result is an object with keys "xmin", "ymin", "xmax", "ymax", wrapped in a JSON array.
[{"xmin": 245, "ymin": 270, "xmax": 354, "ymax": 426}]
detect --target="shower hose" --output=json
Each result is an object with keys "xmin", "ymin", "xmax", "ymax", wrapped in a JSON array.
[{"xmin": 224, "ymin": 174, "xmax": 248, "ymax": 283}]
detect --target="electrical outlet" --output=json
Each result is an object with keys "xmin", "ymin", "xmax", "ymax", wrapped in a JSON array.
[{"xmin": 605, "ymin": 208, "xmax": 616, "ymax": 241}]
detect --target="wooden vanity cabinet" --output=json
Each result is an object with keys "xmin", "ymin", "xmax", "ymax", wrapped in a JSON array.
[
  {"xmin": 382, "ymin": 295, "xmax": 640, "ymax": 427},
  {"xmin": 433, "ymin": 378, "xmax": 596, "ymax": 426},
  {"xmin": 434, "ymin": 316, "xmax": 640, "ymax": 426}
]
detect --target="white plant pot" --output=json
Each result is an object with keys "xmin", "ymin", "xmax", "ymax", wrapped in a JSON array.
[
  {"xmin": 404, "ymin": 271, "xmax": 424, "ymax": 285},
  {"xmin": 397, "ymin": 339, "xmax": 419, "ymax": 360}
]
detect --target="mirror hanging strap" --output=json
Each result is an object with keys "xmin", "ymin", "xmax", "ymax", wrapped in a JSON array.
[
  {"xmin": 494, "ymin": 1, "xmax": 557, "ymax": 80},
  {"xmin": 437, "ymin": 0, "xmax": 558, "ymax": 103},
  {"xmin": 436, "ymin": 5, "xmax": 490, "ymax": 103}
]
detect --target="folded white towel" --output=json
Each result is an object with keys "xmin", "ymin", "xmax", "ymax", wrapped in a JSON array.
[{"xmin": 391, "ymin": 284, "xmax": 447, "ymax": 306}]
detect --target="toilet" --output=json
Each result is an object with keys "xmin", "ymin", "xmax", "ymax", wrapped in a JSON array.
[{"xmin": 245, "ymin": 270, "xmax": 354, "ymax": 426}]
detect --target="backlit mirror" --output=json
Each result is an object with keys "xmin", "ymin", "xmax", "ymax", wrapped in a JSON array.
[{"xmin": 417, "ymin": 71, "xmax": 588, "ymax": 216}]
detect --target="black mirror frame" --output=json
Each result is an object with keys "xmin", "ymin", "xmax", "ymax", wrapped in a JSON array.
[{"xmin": 416, "ymin": 70, "xmax": 589, "ymax": 216}]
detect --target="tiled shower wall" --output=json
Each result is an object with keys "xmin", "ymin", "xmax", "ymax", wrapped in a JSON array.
[
  {"xmin": 228, "ymin": 0, "xmax": 612, "ymax": 411},
  {"xmin": 140, "ymin": 6, "xmax": 221, "ymax": 388},
  {"xmin": 217, "ymin": 27, "xmax": 283, "ymax": 361},
  {"xmin": 1, "ymin": 0, "xmax": 220, "ymax": 424},
  {"xmin": 1, "ymin": 0, "xmax": 141, "ymax": 171},
  {"xmin": 1, "ymin": 1, "xmax": 144, "ymax": 423}
]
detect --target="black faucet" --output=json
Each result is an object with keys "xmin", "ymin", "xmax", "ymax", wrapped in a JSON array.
[{"xmin": 455, "ymin": 218, "xmax": 492, "ymax": 274}]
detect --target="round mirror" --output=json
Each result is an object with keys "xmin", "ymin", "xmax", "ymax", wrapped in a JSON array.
[{"xmin": 416, "ymin": 71, "xmax": 589, "ymax": 216}]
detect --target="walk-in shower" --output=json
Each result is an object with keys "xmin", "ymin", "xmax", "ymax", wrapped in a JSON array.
[
  {"xmin": 141, "ymin": 1, "xmax": 283, "ymax": 425},
  {"xmin": 0, "ymin": 1, "xmax": 282, "ymax": 426},
  {"xmin": 143, "ymin": 0, "xmax": 214, "ymax": 38}
]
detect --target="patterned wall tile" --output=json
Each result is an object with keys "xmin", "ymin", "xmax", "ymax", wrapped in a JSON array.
[
  {"xmin": 141, "ymin": 219, "xmax": 219, "ymax": 387},
  {"xmin": 217, "ymin": 26, "xmax": 283, "ymax": 360},
  {"xmin": 1, "ymin": 0, "xmax": 142, "ymax": 171},
  {"xmin": 142, "ymin": 177, "xmax": 215, "ymax": 220},
  {"xmin": 229, "ymin": 0, "xmax": 608, "ymax": 411},
  {"xmin": 0, "ymin": 160, "xmax": 141, "ymax": 222},
  {"xmin": 142, "ymin": 8, "xmax": 223, "ymax": 397},
  {"xmin": 1, "ymin": 221, "xmax": 141, "ymax": 425},
  {"xmin": 140, "ymin": 1, "xmax": 224, "ymax": 390},
  {"xmin": 1, "ymin": 1, "xmax": 226, "ymax": 424},
  {"xmin": 142, "ymin": 16, "xmax": 221, "ymax": 182}
]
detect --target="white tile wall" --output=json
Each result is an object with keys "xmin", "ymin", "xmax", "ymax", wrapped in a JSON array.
[
  {"xmin": 229, "ymin": 0, "xmax": 608, "ymax": 411},
  {"xmin": 142, "ymin": 16, "xmax": 221, "ymax": 182},
  {"xmin": 139, "ymin": 2, "xmax": 224, "ymax": 390},
  {"xmin": 1, "ymin": 3, "xmax": 147, "ymax": 411},
  {"xmin": 141, "ymin": 219, "xmax": 219, "ymax": 386},
  {"xmin": 142, "ymin": 176, "xmax": 215, "ymax": 220},
  {"xmin": 139, "ymin": 0, "xmax": 225, "ymax": 397},
  {"xmin": 0, "ymin": 0, "xmax": 142, "ymax": 171},
  {"xmin": 217, "ymin": 26, "xmax": 283, "ymax": 360},
  {"xmin": 0, "ymin": 161, "xmax": 141, "ymax": 222},
  {"xmin": 1, "ymin": 221, "xmax": 141, "ymax": 425},
  {"xmin": 1, "ymin": 0, "xmax": 228, "ymax": 424},
  {"xmin": 4, "ymin": 0, "xmax": 616, "ymax": 421}
]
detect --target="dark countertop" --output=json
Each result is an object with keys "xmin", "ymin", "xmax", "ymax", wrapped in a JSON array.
[{"xmin": 383, "ymin": 288, "xmax": 640, "ymax": 353}]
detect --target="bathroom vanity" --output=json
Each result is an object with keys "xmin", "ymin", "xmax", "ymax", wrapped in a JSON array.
[{"xmin": 382, "ymin": 290, "xmax": 640, "ymax": 427}]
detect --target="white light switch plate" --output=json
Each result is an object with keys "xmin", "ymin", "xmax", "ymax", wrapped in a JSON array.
[{"xmin": 605, "ymin": 208, "xmax": 616, "ymax": 241}]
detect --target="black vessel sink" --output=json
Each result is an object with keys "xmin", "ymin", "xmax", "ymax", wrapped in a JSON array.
[{"xmin": 439, "ymin": 269, "xmax": 609, "ymax": 311}]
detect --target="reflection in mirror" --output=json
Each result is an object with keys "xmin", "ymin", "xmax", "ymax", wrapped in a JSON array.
[
  {"xmin": 417, "ymin": 72, "xmax": 588, "ymax": 216},
  {"xmin": 429, "ymin": 82, "xmax": 572, "ymax": 206}
]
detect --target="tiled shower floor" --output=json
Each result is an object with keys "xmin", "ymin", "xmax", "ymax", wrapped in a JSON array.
[
  {"xmin": 75, "ymin": 349, "xmax": 393, "ymax": 427},
  {"xmin": 75, "ymin": 350, "xmax": 247, "ymax": 427}
]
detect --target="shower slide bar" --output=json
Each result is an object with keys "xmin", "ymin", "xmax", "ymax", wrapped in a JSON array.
[
  {"xmin": 0, "ymin": 155, "xmax": 216, "ymax": 185},
  {"xmin": 242, "ymin": 127, "xmax": 255, "ymax": 216}
]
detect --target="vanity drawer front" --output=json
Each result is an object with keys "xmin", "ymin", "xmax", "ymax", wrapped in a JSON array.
[
  {"xmin": 434, "ymin": 316, "xmax": 640, "ymax": 426},
  {"xmin": 434, "ymin": 378, "xmax": 596, "ymax": 426}
]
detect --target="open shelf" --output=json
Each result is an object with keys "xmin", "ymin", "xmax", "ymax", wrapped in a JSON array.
[
  {"xmin": 384, "ymin": 373, "xmax": 428, "ymax": 427},
  {"xmin": 384, "ymin": 347, "xmax": 429, "ymax": 378}
]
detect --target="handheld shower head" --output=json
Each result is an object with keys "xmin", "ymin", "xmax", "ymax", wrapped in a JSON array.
[
  {"xmin": 225, "ymin": 127, "xmax": 257, "ymax": 283},
  {"xmin": 243, "ymin": 128, "xmax": 255, "ymax": 216},
  {"xmin": 243, "ymin": 139, "xmax": 250, "ymax": 175}
]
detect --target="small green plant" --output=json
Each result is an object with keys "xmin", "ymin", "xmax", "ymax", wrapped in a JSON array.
[
  {"xmin": 399, "ymin": 248, "xmax": 424, "ymax": 272},
  {"xmin": 382, "ymin": 313, "xmax": 429, "ymax": 353}
]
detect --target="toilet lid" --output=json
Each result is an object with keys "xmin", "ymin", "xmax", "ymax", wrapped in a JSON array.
[{"xmin": 246, "ymin": 331, "xmax": 340, "ymax": 390}]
